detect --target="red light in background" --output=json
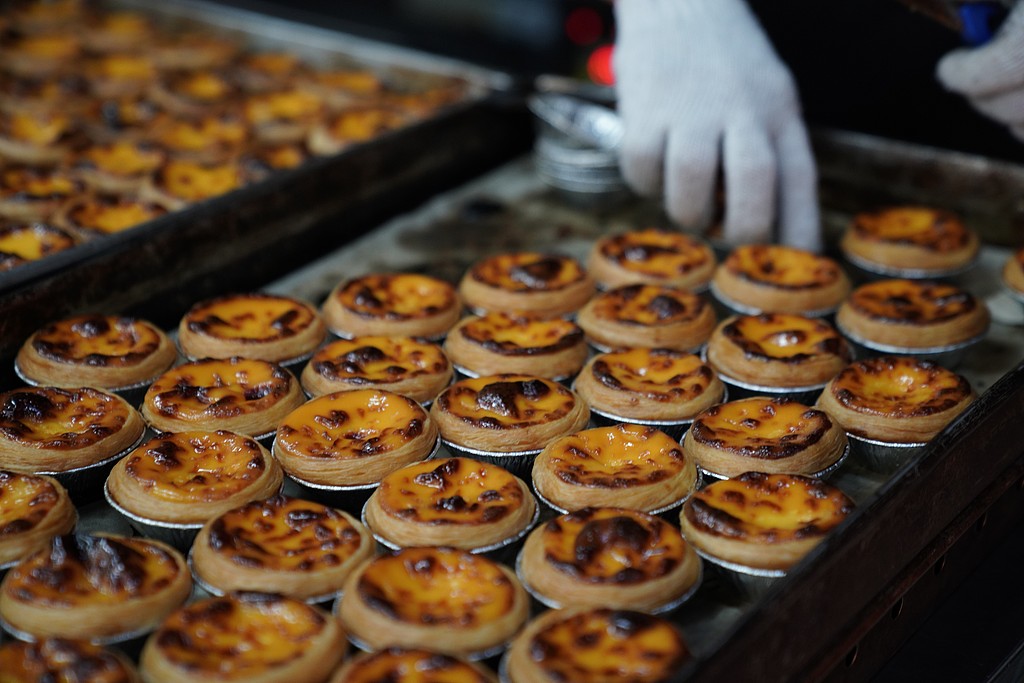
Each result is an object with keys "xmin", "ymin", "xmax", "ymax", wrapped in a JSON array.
[
  {"xmin": 587, "ymin": 44, "xmax": 615, "ymax": 85},
  {"xmin": 565, "ymin": 7, "xmax": 603, "ymax": 46}
]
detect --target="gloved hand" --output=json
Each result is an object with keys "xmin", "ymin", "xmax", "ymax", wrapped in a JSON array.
[
  {"xmin": 937, "ymin": 1, "xmax": 1024, "ymax": 140},
  {"xmin": 613, "ymin": 0, "xmax": 820, "ymax": 250}
]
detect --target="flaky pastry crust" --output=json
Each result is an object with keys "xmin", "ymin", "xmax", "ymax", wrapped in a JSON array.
[
  {"xmin": 842, "ymin": 206, "xmax": 979, "ymax": 273},
  {"xmin": 458, "ymin": 252, "xmax": 595, "ymax": 318},
  {"xmin": 577, "ymin": 284, "xmax": 716, "ymax": 351},
  {"xmin": 443, "ymin": 312, "xmax": 587, "ymax": 379},
  {"xmin": 322, "ymin": 273, "xmax": 461, "ymax": 340},
  {"xmin": 0, "ymin": 471, "xmax": 77, "ymax": 566}
]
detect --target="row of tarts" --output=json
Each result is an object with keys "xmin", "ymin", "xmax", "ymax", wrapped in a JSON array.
[{"xmin": 0, "ymin": 226, "xmax": 1012, "ymax": 682}]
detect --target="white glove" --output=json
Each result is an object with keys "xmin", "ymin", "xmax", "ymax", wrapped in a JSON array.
[
  {"xmin": 937, "ymin": 1, "xmax": 1024, "ymax": 140},
  {"xmin": 613, "ymin": 0, "xmax": 820, "ymax": 250}
]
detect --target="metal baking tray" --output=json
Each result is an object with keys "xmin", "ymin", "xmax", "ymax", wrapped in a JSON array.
[{"xmin": 0, "ymin": 0, "xmax": 530, "ymax": 362}]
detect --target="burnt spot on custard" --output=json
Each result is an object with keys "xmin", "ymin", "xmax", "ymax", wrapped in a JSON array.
[
  {"xmin": 459, "ymin": 316, "xmax": 583, "ymax": 356},
  {"xmin": 0, "ymin": 387, "xmax": 124, "ymax": 448},
  {"xmin": 725, "ymin": 245, "xmax": 841, "ymax": 290},
  {"xmin": 852, "ymin": 208, "xmax": 971, "ymax": 252},
  {"xmin": 149, "ymin": 358, "xmax": 293, "ymax": 418},
  {"xmin": 591, "ymin": 349, "xmax": 714, "ymax": 402},
  {"xmin": 600, "ymin": 230, "xmax": 711, "ymax": 275},
  {"xmin": 829, "ymin": 357, "xmax": 972, "ymax": 417},
  {"xmin": 33, "ymin": 315, "xmax": 162, "ymax": 367},
  {"xmin": 381, "ymin": 458, "xmax": 522, "ymax": 524},
  {"xmin": 594, "ymin": 284, "xmax": 707, "ymax": 325},
  {"xmin": 848, "ymin": 281, "xmax": 977, "ymax": 324},
  {"xmin": 338, "ymin": 274, "xmax": 456, "ymax": 321},
  {"xmin": 471, "ymin": 253, "xmax": 584, "ymax": 292}
]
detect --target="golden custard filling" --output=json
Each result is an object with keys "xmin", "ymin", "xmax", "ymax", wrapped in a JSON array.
[
  {"xmin": 146, "ymin": 358, "xmax": 293, "ymax": 420},
  {"xmin": 152, "ymin": 594, "xmax": 326, "ymax": 675},
  {"xmin": 0, "ymin": 639, "xmax": 136, "ymax": 683},
  {"xmin": 343, "ymin": 649, "xmax": 491, "ymax": 683},
  {"xmin": 1, "ymin": 168, "xmax": 77, "ymax": 199},
  {"xmin": 157, "ymin": 160, "xmax": 242, "ymax": 201},
  {"xmin": 541, "ymin": 508, "xmax": 686, "ymax": 583},
  {"xmin": 357, "ymin": 548, "xmax": 516, "ymax": 626},
  {"xmin": 377, "ymin": 457, "xmax": 524, "ymax": 524},
  {"xmin": 206, "ymin": 495, "xmax": 364, "ymax": 572},
  {"xmin": 528, "ymin": 609, "xmax": 688, "ymax": 682},
  {"xmin": 310, "ymin": 336, "xmax": 448, "ymax": 383},
  {"xmin": 6, "ymin": 111, "xmax": 70, "ymax": 145},
  {"xmin": 438, "ymin": 375, "xmax": 576, "ymax": 429},
  {"xmin": 846, "ymin": 280, "xmax": 978, "ymax": 324},
  {"xmin": 689, "ymin": 398, "xmax": 832, "ymax": 458},
  {"xmin": 457, "ymin": 313, "xmax": 582, "ymax": 354},
  {"xmin": 68, "ymin": 198, "xmax": 164, "ymax": 234},
  {"xmin": 326, "ymin": 108, "xmax": 405, "ymax": 141},
  {"xmin": 590, "ymin": 349, "xmax": 715, "ymax": 400},
  {"xmin": 170, "ymin": 71, "xmax": 233, "ymax": 102},
  {"xmin": 10, "ymin": 35, "xmax": 80, "ymax": 60},
  {"xmin": 0, "ymin": 471, "xmax": 60, "ymax": 535},
  {"xmin": 852, "ymin": 207, "xmax": 971, "ymax": 251},
  {"xmin": 78, "ymin": 141, "xmax": 164, "ymax": 176},
  {"xmin": 0, "ymin": 387, "xmax": 129, "ymax": 449},
  {"xmin": 244, "ymin": 90, "xmax": 323, "ymax": 124},
  {"xmin": 88, "ymin": 54, "xmax": 156, "ymax": 81},
  {"xmin": 30, "ymin": 315, "xmax": 163, "ymax": 367},
  {"xmin": 276, "ymin": 389, "xmax": 428, "ymax": 460},
  {"xmin": 686, "ymin": 473, "xmax": 854, "ymax": 541},
  {"xmin": 546, "ymin": 425, "xmax": 687, "ymax": 487},
  {"xmin": 828, "ymin": 357, "xmax": 971, "ymax": 417},
  {"xmin": 722, "ymin": 313, "xmax": 846, "ymax": 361},
  {"xmin": 185, "ymin": 294, "xmax": 317, "ymax": 342},
  {"xmin": 311, "ymin": 69, "xmax": 382, "ymax": 93},
  {"xmin": 240, "ymin": 52, "xmax": 301, "ymax": 77},
  {"xmin": 157, "ymin": 116, "xmax": 247, "ymax": 153},
  {"xmin": 469, "ymin": 253, "xmax": 586, "ymax": 292},
  {"xmin": 122, "ymin": 431, "xmax": 268, "ymax": 503},
  {"xmin": 336, "ymin": 274, "xmax": 456, "ymax": 320},
  {"xmin": 724, "ymin": 244, "xmax": 843, "ymax": 288},
  {"xmin": 587, "ymin": 284, "xmax": 708, "ymax": 325},
  {"xmin": 4, "ymin": 535, "xmax": 181, "ymax": 606},
  {"xmin": 599, "ymin": 229, "xmax": 712, "ymax": 277},
  {"xmin": 0, "ymin": 225, "xmax": 75, "ymax": 262}
]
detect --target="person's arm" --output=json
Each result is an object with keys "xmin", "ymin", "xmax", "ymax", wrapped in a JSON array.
[{"xmin": 613, "ymin": 0, "xmax": 820, "ymax": 250}]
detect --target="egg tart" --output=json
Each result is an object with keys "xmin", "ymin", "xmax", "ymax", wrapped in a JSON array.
[
  {"xmin": 518, "ymin": 507, "xmax": 700, "ymax": 612},
  {"xmin": 190, "ymin": 494, "xmax": 373, "ymax": 601},
  {"xmin": 679, "ymin": 472, "xmax": 855, "ymax": 572},
  {"xmin": 1004, "ymin": 247, "xmax": 1024, "ymax": 297},
  {"xmin": 141, "ymin": 158, "xmax": 245, "ymax": 211},
  {"xmin": 705, "ymin": 313, "xmax": 851, "ymax": 392},
  {"xmin": 337, "ymin": 546, "xmax": 529, "ymax": 658},
  {"xmin": 816, "ymin": 356, "xmax": 974, "ymax": 444},
  {"xmin": 307, "ymin": 106, "xmax": 408, "ymax": 155},
  {"xmin": 235, "ymin": 52, "xmax": 308, "ymax": 93},
  {"xmin": 444, "ymin": 312, "xmax": 587, "ymax": 380},
  {"xmin": 430, "ymin": 374, "xmax": 590, "ymax": 462},
  {"xmin": 504, "ymin": 608, "xmax": 691, "ymax": 683},
  {"xmin": 0, "ymin": 34, "xmax": 81, "ymax": 79},
  {"xmin": 79, "ymin": 96, "xmax": 160, "ymax": 144},
  {"xmin": 711, "ymin": 244, "xmax": 850, "ymax": 316},
  {"xmin": 273, "ymin": 389, "xmax": 438, "ymax": 488},
  {"xmin": 53, "ymin": 195, "xmax": 167, "ymax": 239},
  {"xmin": 149, "ymin": 70, "xmax": 238, "ymax": 118},
  {"xmin": 0, "ymin": 109, "xmax": 76, "ymax": 166},
  {"xmin": 587, "ymin": 228, "xmax": 717, "ymax": 291},
  {"xmin": 684, "ymin": 396, "xmax": 848, "ymax": 479},
  {"xmin": 0, "ymin": 386, "xmax": 145, "ymax": 474},
  {"xmin": 299, "ymin": 68, "xmax": 386, "ymax": 110},
  {"xmin": 458, "ymin": 252, "xmax": 595, "ymax": 318},
  {"xmin": 243, "ymin": 88, "xmax": 325, "ymax": 144},
  {"xmin": 139, "ymin": 593, "xmax": 343, "ymax": 683},
  {"xmin": 142, "ymin": 357, "xmax": 303, "ymax": 438},
  {"xmin": 842, "ymin": 206, "xmax": 980, "ymax": 276},
  {"xmin": 16, "ymin": 314, "xmax": 176, "ymax": 390},
  {"xmin": 0, "ymin": 471, "xmax": 76, "ymax": 568},
  {"xmin": 178, "ymin": 292, "xmax": 326, "ymax": 364},
  {"xmin": 573, "ymin": 348, "xmax": 725, "ymax": 426},
  {"xmin": 106, "ymin": 430, "xmax": 283, "ymax": 527},
  {"xmin": 332, "ymin": 647, "xmax": 497, "ymax": 683},
  {"xmin": 0, "ymin": 222, "xmax": 76, "ymax": 271},
  {"xmin": 363, "ymin": 457, "xmax": 537, "ymax": 552},
  {"xmin": 72, "ymin": 140, "xmax": 165, "ymax": 194},
  {"xmin": 533, "ymin": 424, "xmax": 698, "ymax": 513},
  {"xmin": 0, "ymin": 166, "xmax": 81, "ymax": 222},
  {"xmin": 322, "ymin": 273, "xmax": 461, "ymax": 340},
  {"xmin": 147, "ymin": 32, "xmax": 238, "ymax": 71},
  {"xmin": 0, "ymin": 638, "xmax": 140, "ymax": 683},
  {"xmin": 0, "ymin": 534, "xmax": 191, "ymax": 642},
  {"xmin": 83, "ymin": 54, "xmax": 158, "ymax": 99},
  {"xmin": 9, "ymin": 0, "xmax": 84, "ymax": 32},
  {"xmin": 576, "ymin": 284, "xmax": 717, "ymax": 352},
  {"xmin": 149, "ymin": 113, "xmax": 249, "ymax": 164},
  {"xmin": 81, "ymin": 11, "xmax": 154, "ymax": 53},
  {"xmin": 835, "ymin": 279, "xmax": 990, "ymax": 352},
  {"xmin": 240, "ymin": 142, "xmax": 308, "ymax": 180}
]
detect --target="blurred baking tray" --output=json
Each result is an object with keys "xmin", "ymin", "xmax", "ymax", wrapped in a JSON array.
[{"xmin": 0, "ymin": 0, "xmax": 529, "ymax": 360}]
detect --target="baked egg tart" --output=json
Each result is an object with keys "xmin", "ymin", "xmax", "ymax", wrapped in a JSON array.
[
  {"xmin": 332, "ymin": 647, "xmax": 497, "ymax": 683},
  {"xmin": 573, "ymin": 348, "xmax": 725, "ymax": 429},
  {"xmin": 363, "ymin": 457, "xmax": 537, "ymax": 553},
  {"xmin": 458, "ymin": 252, "xmax": 595, "ymax": 319},
  {"xmin": 0, "ymin": 638, "xmax": 140, "ymax": 683},
  {"xmin": 336, "ymin": 546, "xmax": 529, "ymax": 658},
  {"xmin": 711, "ymin": 244, "xmax": 850, "ymax": 316},
  {"xmin": 532, "ymin": 423, "xmax": 698, "ymax": 513},
  {"xmin": 149, "ymin": 70, "xmax": 239, "ymax": 118},
  {"xmin": 0, "ymin": 166, "xmax": 81, "ymax": 223},
  {"xmin": 587, "ymin": 228, "xmax": 716, "ymax": 291},
  {"xmin": 0, "ymin": 534, "xmax": 191, "ymax": 642},
  {"xmin": 841, "ymin": 206, "xmax": 979, "ymax": 276},
  {"xmin": 273, "ymin": 388, "xmax": 438, "ymax": 488},
  {"xmin": 141, "ymin": 357, "xmax": 304, "ymax": 438},
  {"xmin": 322, "ymin": 272, "xmax": 461, "ymax": 341},
  {"xmin": 53, "ymin": 195, "xmax": 167, "ymax": 239},
  {"xmin": 504, "ymin": 607, "xmax": 691, "ymax": 683},
  {"xmin": 178, "ymin": 292, "xmax": 326, "ymax": 364},
  {"xmin": 139, "ymin": 593, "xmax": 344, "ymax": 683},
  {"xmin": 141, "ymin": 158, "xmax": 245, "ymax": 211},
  {"xmin": 148, "ymin": 113, "xmax": 249, "ymax": 164},
  {"xmin": 0, "ymin": 109, "xmax": 76, "ymax": 166},
  {"xmin": 517, "ymin": 507, "xmax": 701, "ymax": 612},
  {"xmin": 0, "ymin": 222, "xmax": 76, "ymax": 271},
  {"xmin": 0, "ymin": 471, "xmax": 76, "ymax": 568},
  {"xmin": 443, "ymin": 312, "xmax": 587, "ymax": 380},
  {"xmin": 72, "ymin": 140, "xmax": 165, "ymax": 194},
  {"xmin": 147, "ymin": 32, "xmax": 238, "ymax": 71},
  {"xmin": 576, "ymin": 284, "xmax": 717, "ymax": 352},
  {"xmin": 16, "ymin": 313, "xmax": 176, "ymax": 390},
  {"xmin": 307, "ymin": 105, "xmax": 408, "ymax": 155},
  {"xmin": 684, "ymin": 396, "xmax": 848, "ymax": 479},
  {"xmin": 1004, "ymin": 246, "xmax": 1024, "ymax": 298},
  {"xmin": 243, "ymin": 88, "xmax": 325, "ymax": 144},
  {"xmin": 679, "ymin": 472, "xmax": 855, "ymax": 572},
  {"xmin": 190, "ymin": 494, "xmax": 373, "ymax": 602}
]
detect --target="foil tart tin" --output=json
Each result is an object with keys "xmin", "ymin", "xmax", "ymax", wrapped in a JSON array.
[
  {"xmin": 103, "ymin": 483, "xmax": 201, "ymax": 552},
  {"xmin": 841, "ymin": 250, "xmax": 979, "ymax": 281},
  {"xmin": 584, "ymin": 339, "xmax": 705, "ymax": 359},
  {"xmin": 0, "ymin": 612, "xmax": 157, "ymax": 656},
  {"xmin": 186, "ymin": 549, "xmax": 344, "ymax": 607},
  {"xmin": 585, "ymin": 404, "xmax": 701, "ymax": 443},
  {"xmin": 713, "ymin": 372, "xmax": 829, "ymax": 407},
  {"xmin": 530, "ymin": 479, "xmax": 696, "ymax": 521},
  {"xmin": 846, "ymin": 432, "xmax": 926, "ymax": 473},
  {"xmin": 452, "ymin": 363, "xmax": 577, "ymax": 386},
  {"xmin": 437, "ymin": 439, "xmax": 542, "ymax": 481},
  {"xmin": 836, "ymin": 323, "xmax": 986, "ymax": 368},
  {"xmin": 708, "ymin": 281, "xmax": 840, "ymax": 319},
  {"xmin": 513, "ymin": 546, "xmax": 704, "ymax": 615},
  {"xmin": 690, "ymin": 547, "xmax": 785, "ymax": 600},
  {"xmin": 34, "ymin": 432, "xmax": 147, "ymax": 505},
  {"xmin": 361, "ymin": 495, "xmax": 541, "ymax": 568},
  {"xmin": 698, "ymin": 441, "xmax": 851, "ymax": 482}
]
